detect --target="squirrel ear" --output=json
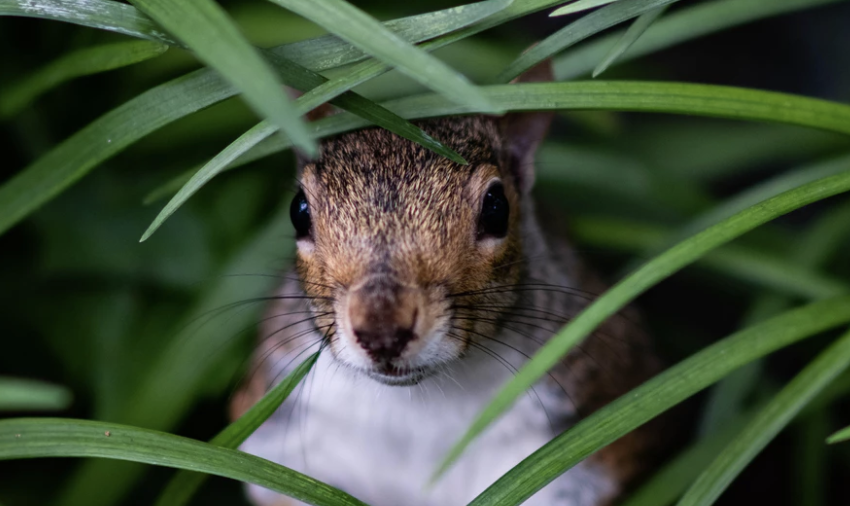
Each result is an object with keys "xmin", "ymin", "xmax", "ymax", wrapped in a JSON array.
[
  {"xmin": 498, "ymin": 60, "xmax": 555, "ymax": 193},
  {"xmin": 287, "ymin": 87, "xmax": 336, "ymax": 169}
]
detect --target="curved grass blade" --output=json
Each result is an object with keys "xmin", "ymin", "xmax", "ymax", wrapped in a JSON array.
[
  {"xmin": 463, "ymin": 296, "xmax": 850, "ymax": 505},
  {"xmin": 0, "ymin": 378, "xmax": 72, "ymax": 412},
  {"xmin": 0, "ymin": 0, "xmax": 176, "ymax": 44},
  {"xmin": 554, "ymin": 0, "xmax": 848, "ymax": 81},
  {"xmin": 827, "ymin": 425, "xmax": 850, "ymax": 444},
  {"xmin": 0, "ymin": 418, "xmax": 367, "ymax": 506},
  {"xmin": 434, "ymin": 164, "xmax": 850, "ymax": 482},
  {"xmin": 0, "ymin": 40, "xmax": 168, "ymax": 118},
  {"xmin": 154, "ymin": 353, "xmax": 319, "ymax": 506},
  {"xmin": 498, "ymin": 0, "xmax": 681, "ymax": 82},
  {"xmin": 550, "ymin": 0, "xmax": 621, "ymax": 17},
  {"xmin": 592, "ymin": 5, "xmax": 666, "ymax": 77},
  {"xmin": 265, "ymin": 0, "xmax": 498, "ymax": 113},
  {"xmin": 676, "ymin": 327, "xmax": 850, "ymax": 506},
  {"xmin": 127, "ymin": 0, "xmax": 315, "ymax": 156},
  {"xmin": 569, "ymin": 216, "xmax": 848, "ymax": 299}
]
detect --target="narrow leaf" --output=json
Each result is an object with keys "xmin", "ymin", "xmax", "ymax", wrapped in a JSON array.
[
  {"xmin": 677, "ymin": 327, "xmax": 850, "ymax": 506},
  {"xmin": 154, "ymin": 353, "xmax": 319, "ymax": 506},
  {"xmin": 435, "ymin": 164, "xmax": 850, "ymax": 482},
  {"xmin": 0, "ymin": 378, "xmax": 72, "ymax": 412},
  {"xmin": 498, "ymin": 0, "xmax": 682, "ymax": 82},
  {"xmin": 0, "ymin": 418, "xmax": 367, "ymax": 506},
  {"xmin": 266, "ymin": 0, "xmax": 498, "ymax": 113},
  {"xmin": 0, "ymin": 40, "xmax": 168, "ymax": 118},
  {"xmin": 593, "ymin": 5, "xmax": 666, "ymax": 77},
  {"xmin": 827, "ymin": 425, "xmax": 850, "ymax": 444},
  {"xmin": 550, "ymin": 0, "xmax": 621, "ymax": 17},
  {"xmin": 128, "ymin": 0, "xmax": 316, "ymax": 155},
  {"xmin": 464, "ymin": 296, "xmax": 850, "ymax": 506}
]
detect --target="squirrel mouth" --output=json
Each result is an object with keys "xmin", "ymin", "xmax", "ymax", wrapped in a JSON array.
[{"xmin": 365, "ymin": 365, "xmax": 431, "ymax": 386}]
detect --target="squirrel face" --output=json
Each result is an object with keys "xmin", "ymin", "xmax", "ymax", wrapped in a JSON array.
[{"xmin": 293, "ymin": 117, "xmax": 535, "ymax": 385}]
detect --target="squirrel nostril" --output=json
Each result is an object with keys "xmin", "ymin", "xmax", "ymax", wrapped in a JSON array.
[{"xmin": 353, "ymin": 325, "xmax": 416, "ymax": 362}]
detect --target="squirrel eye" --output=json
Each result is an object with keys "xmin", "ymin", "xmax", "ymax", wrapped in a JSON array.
[
  {"xmin": 477, "ymin": 182, "xmax": 509, "ymax": 240},
  {"xmin": 290, "ymin": 189, "xmax": 312, "ymax": 239}
]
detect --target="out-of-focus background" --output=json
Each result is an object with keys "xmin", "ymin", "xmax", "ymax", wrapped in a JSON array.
[{"xmin": 1, "ymin": 0, "xmax": 850, "ymax": 505}]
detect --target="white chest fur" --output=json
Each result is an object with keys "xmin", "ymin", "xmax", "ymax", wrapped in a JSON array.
[{"xmin": 240, "ymin": 348, "xmax": 617, "ymax": 506}]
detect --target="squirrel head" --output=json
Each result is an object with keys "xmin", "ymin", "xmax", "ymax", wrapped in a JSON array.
[{"xmin": 292, "ymin": 66, "xmax": 553, "ymax": 385}]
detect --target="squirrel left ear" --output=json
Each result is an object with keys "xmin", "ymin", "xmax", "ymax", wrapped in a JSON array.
[
  {"xmin": 498, "ymin": 60, "xmax": 555, "ymax": 194},
  {"xmin": 287, "ymin": 87, "xmax": 336, "ymax": 170}
]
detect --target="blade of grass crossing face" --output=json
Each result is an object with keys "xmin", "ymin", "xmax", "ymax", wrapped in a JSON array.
[
  {"xmin": 498, "ymin": 0, "xmax": 682, "ymax": 82},
  {"xmin": 0, "ymin": 0, "xmax": 177, "ymax": 44},
  {"xmin": 127, "ymin": 0, "xmax": 316, "ymax": 156},
  {"xmin": 0, "ymin": 40, "xmax": 168, "ymax": 118},
  {"xmin": 264, "ymin": 0, "xmax": 499, "ymax": 113},
  {"xmin": 828, "ymin": 425, "xmax": 850, "ymax": 443},
  {"xmin": 553, "ymin": 0, "xmax": 848, "ymax": 81},
  {"xmin": 434, "ymin": 165, "xmax": 850, "ymax": 482},
  {"xmin": 154, "ymin": 353, "xmax": 319, "ymax": 506},
  {"xmin": 592, "ymin": 5, "xmax": 666, "ymax": 77},
  {"xmin": 464, "ymin": 296, "xmax": 850, "ymax": 506},
  {"xmin": 676, "ymin": 327, "xmax": 850, "ymax": 506},
  {"xmin": 0, "ymin": 378, "xmax": 72, "ymax": 411},
  {"xmin": 0, "ymin": 418, "xmax": 367, "ymax": 506}
]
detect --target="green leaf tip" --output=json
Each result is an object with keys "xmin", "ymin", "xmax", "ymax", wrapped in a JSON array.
[{"xmin": 827, "ymin": 425, "xmax": 850, "ymax": 444}]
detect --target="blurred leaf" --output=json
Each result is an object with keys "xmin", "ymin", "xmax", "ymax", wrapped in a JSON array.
[
  {"xmin": 828, "ymin": 425, "xmax": 850, "ymax": 444},
  {"xmin": 498, "ymin": 0, "xmax": 681, "ymax": 82},
  {"xmin": 0, "ymin": 40, "xmax": 168, "ymax": 118},
  {"xmin": 550, "ymin": 0, "xmax": 621, "ymax": 16},
  {"xmin": 0, "ymin": 0, "xmax": 177, "ymax": 44},
  {"xmin": 570, "ymin": 216, "xmax": 848, "ymax": 299},
  {"xmin": 592, "ymin": 5, "xmax": 666, "ymax": 77},
  {"xmin": 464, "ymin": 296, "xmax": 850, "ymax": 505},
  {"xmin": 554, "ymin": 0, "xmax": 848, "ymax": 80},
  {"xmin": 127, "ymin": 0, "xmax": 316, "ymax": 156},
  {"xmin": 155, "ymin": 353, "xmax": 319, "ymax": 506},
  {"xmin": 0, "ymin": 378, "xmax": 72, "ymax": 411},
  {"xmin": 435, "ymin": 168, "xmax": 850, "ymax": 482},
  {"xmin": 265, "ymin": 0, "xmax": 499, "ymax": 113},
  {"xmin": 0, "ymin": 418, "xmax": 367, "ymax": 506},
  {"xmin": 677, "ymin": 327, "xmax": 850, "ymax": 506}
]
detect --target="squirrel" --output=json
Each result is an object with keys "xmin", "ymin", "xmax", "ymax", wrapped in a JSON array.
[{"xmin": 229, "ymin": 62, "xmax": 662, "ymax": 506}]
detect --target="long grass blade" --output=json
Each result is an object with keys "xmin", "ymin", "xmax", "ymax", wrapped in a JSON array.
[
  {"xmin": 154, "ymin": 353, "xmax": 319, "ymax": 506},
  {"xmin": 0, "ymin": 40, "xmax": 168, "ymax": 118},
  {"xmin": 592, "ymin": 5, "xmax": 666, "ymax": 77},
  {"xmin": 127, "ymin": 0, "xmax": 315, "ymax": 155},
  {"xmin": 498, "ymin": 0, "xmax": 681, "ymax": 82},
  {"xmin": 0, "ymin": 378, "xmax": 72, "ymax": 412},
  {"xmin": 550, "ymin": 0, "xmax": 622, "ymax": 17},
  {"xmin": 676, "ymin": 327, "xmax": 850, "ymax": 506},
  {"xmin": 265, "ymin": 0, "xmax": 498, "ymax": 113},
  {"xmin": 827, "ymin": 425, "xmax": 850, "ymax": 444},
  {"xmin": 463, "ymin": 296, "xmax": 850, "ymax": 505},
  {"xmin": 0, "ymin": 418, "xmax": 367, "ymax": 506},
  {"xmin": 434, "ymin": 162, "xmax": 850, "ymax": 482}
]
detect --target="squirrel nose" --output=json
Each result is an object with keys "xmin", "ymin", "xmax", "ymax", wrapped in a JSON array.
[{"xmin": 348, "ymin": 276, "xmax": 420, "ymax": 363}]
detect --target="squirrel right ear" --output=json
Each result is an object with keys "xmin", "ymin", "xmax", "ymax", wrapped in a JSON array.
[
  {"xmin": 498, "ymin": 60, "xmax": 555, "ymax": 194},
  {"xmin": 287, "ymin": 87, "xmax": 336, "ymax": 169}
]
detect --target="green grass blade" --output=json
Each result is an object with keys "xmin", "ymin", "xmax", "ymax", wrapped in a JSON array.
[
  {"xmin": 463, "ymin": 296, "xmax": 850, "ymax": 506},
  {"xmin": 434, "ymin": 165, "xmax": 850, "ymax": 482},
  {"xmin": 827, "ymin": 425, "xmax": 850, "ymax": 444},
  {"xmin": 0, "ymin": 40, "xmax": 168, "ymax": 118},
  {"xmin": 265, "ymin": 0, "xmax": 498, "ymax": 113},
  {"xmin": 0, "ymin": 0, "xmax": 176, "ymax": 44},
  {"xmin": 592, "ymin": 5, "xmax": 666, "ymax": 77},
  {"xmin": 154, "ymin": 353, "xmax": 319, "ymax": 506},
  {"xmin": 550, "ymin": 0, "xmax": 622, "ymax": 16},
  {"xmin": 554, "ymin": 0, "xmax": 848, "ymax": 81},
  {"xmin": 0, "ymin": 418, "xmax": 367, "ymax": 506},
  {"xmin": 127, "ymin": 0, "xmax": 315, "ymax": 156},
  {"xmin": 676, "ymin": 328, "xmax": 850, "ymax": 506},
  {"xmin": 498, "ymin": 0, "xmax": 681, "ymax": 82},
  {"xmin": 569, "ymin": 216, "xmax": 848, "ymax": 299},
  {"xmin": 0, "ymin": 378, "xmax": 72, "ymax": 412}
]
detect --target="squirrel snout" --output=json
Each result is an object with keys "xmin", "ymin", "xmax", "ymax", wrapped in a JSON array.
[{"xmin": 347, "ymin": 277, "xmax": 422, "ymax": 364}]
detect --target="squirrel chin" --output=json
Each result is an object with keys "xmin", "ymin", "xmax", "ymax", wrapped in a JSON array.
[{"xmin": 362, "ymin": 365, "xmax": 435, "ymax": 386}]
